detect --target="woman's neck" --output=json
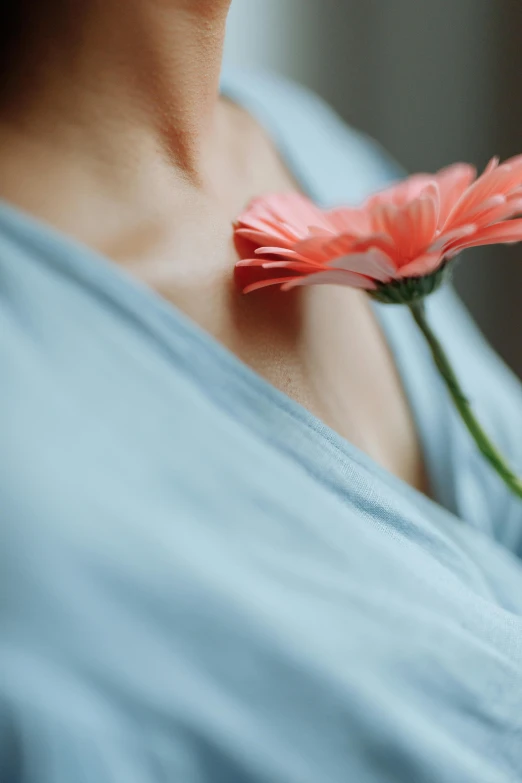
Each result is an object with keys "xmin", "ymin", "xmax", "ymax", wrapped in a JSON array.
[{"xmin": 0, "ymin": 0, "xmax": 233, "ymax": 235}]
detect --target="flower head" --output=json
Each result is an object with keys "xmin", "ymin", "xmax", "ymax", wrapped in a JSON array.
[{"xmin": 234, "ymin": 156, "xmax": 522, "ymax": 303}]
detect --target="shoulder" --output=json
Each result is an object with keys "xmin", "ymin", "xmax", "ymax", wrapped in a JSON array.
[
  {"xmin": 220, "ymin": 67, "xmax": 402, "ymax": 206},
  {"xmin": 222, "ymin": 68, "xmax": 522, "ymax": 552}
]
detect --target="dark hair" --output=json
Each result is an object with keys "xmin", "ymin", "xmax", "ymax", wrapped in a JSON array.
[
  {"xmin": 0, "ymin": 1, "xmax": 38, "ymax": 98},
  {"xmin": 0, "ymin": 1, "xmax": 69, "ymax": 106},
  {"xmin": 0, "ymin": 1, "xmax": 85, "ymax": 91},
  {"xmin": 1, "ymin": 2, "xmax": 22, "ymax": 69}
]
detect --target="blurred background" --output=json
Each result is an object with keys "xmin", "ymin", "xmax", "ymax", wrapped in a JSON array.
[{"xmin": 224, "ymin": 0, "xmax": 522, "ymax": 377}]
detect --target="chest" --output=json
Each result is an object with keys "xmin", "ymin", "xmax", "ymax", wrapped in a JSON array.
[{"xmin": 105, "ymin": 113, "xmax": 427, "ymax": 493}]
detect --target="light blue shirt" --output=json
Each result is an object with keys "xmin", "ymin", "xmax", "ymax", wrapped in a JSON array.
[{"xmin": 1, "ymin": 70, "xmax": 522, "ymax": 782}]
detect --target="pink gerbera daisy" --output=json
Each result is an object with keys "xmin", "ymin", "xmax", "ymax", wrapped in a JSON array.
[{"xmin": 234, "ymin": 157, "xmax": 522, "ymax": 304}]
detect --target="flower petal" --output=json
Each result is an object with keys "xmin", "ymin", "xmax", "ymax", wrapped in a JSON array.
[
  {"xmin": 435, "ymin": 163, "xmax": 477, "ymax": 227},
  {"xmin": 464, "ymin": 196, "xmax": 522, "ymax": 227},
  {"xmin": 242, "ymin": 276, "xmax": 301, "ymax": 294},
  {"xmin": 364, "ymin": 173, "xmax": 434, "ymax": 210},
  {"xmin": 446, "ymin": 218, "xmax": 522, "ymax": 254},
  {"xmin": 483, "ymin": 155, "xmax": 500, "ymax": 175},
  {"xmin": 253, "ymin": 247, "xmax": 319, "ymax": 263},
  {"xmin": 370, "ymin": 203, "xmax": 400, "ymax": 237},
  {"xmin": 235, "ymin": 219, "xmax": 295, "ymax": 246},
  {"xmin": 407, "ymin": 194, "xmax": 440, "ymax": 254},
  {"xmin": 325, "ymin": 206, "xmax": 372, "ymax": 235},
  {"xmin": 293, "ymin": 234, "xmax": 351, "ymax": 262},
  {"xmin": 258, "ymin": 261, "xmax": 324, "ymax": 273},
  {"xmin": 282, "ymin": 270, "xmax": 376, "ymax": 291},
  {"xmin": 446, "ymin": 156, "xmax": 522, "ymax": 226},
  {"xmin": 371, "ymin": 195, "xmax": 438, "ymax": 261},
  {"xmin": 235, "ymin": 227, "xmax": 292, "ymax": 247},
  {"xmin": 396, "ymin": 252, "xmax": 445, "ymax": 278},
  {"xmin": 429, "ymin": 224, "xmax": 476, "ymax": 253},
  {"xmin": 345, "ymin": 233, "xmax": 397, "ymax": 256},
  {"xmin": 329, "ymin": 249, "xmax": 397, "ymax": 281},
  {"xmin": 322, "ymin": 232, "xmax": 368, "ymax": 258}
]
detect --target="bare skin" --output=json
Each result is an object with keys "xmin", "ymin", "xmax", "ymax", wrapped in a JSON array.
[{"xmin": 0, "ymin": 0, "xmax": 427, "ymax": 493}]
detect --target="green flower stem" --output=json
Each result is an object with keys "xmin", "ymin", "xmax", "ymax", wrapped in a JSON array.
[{"xmin": 409, "ymin": 299, "xmax": 522, "ymax": 499}]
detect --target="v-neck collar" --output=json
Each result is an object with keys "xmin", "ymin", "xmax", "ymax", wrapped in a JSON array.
[{"xmin": 0, "ymin": 68, "xmax": 459, "ymax": 523}]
